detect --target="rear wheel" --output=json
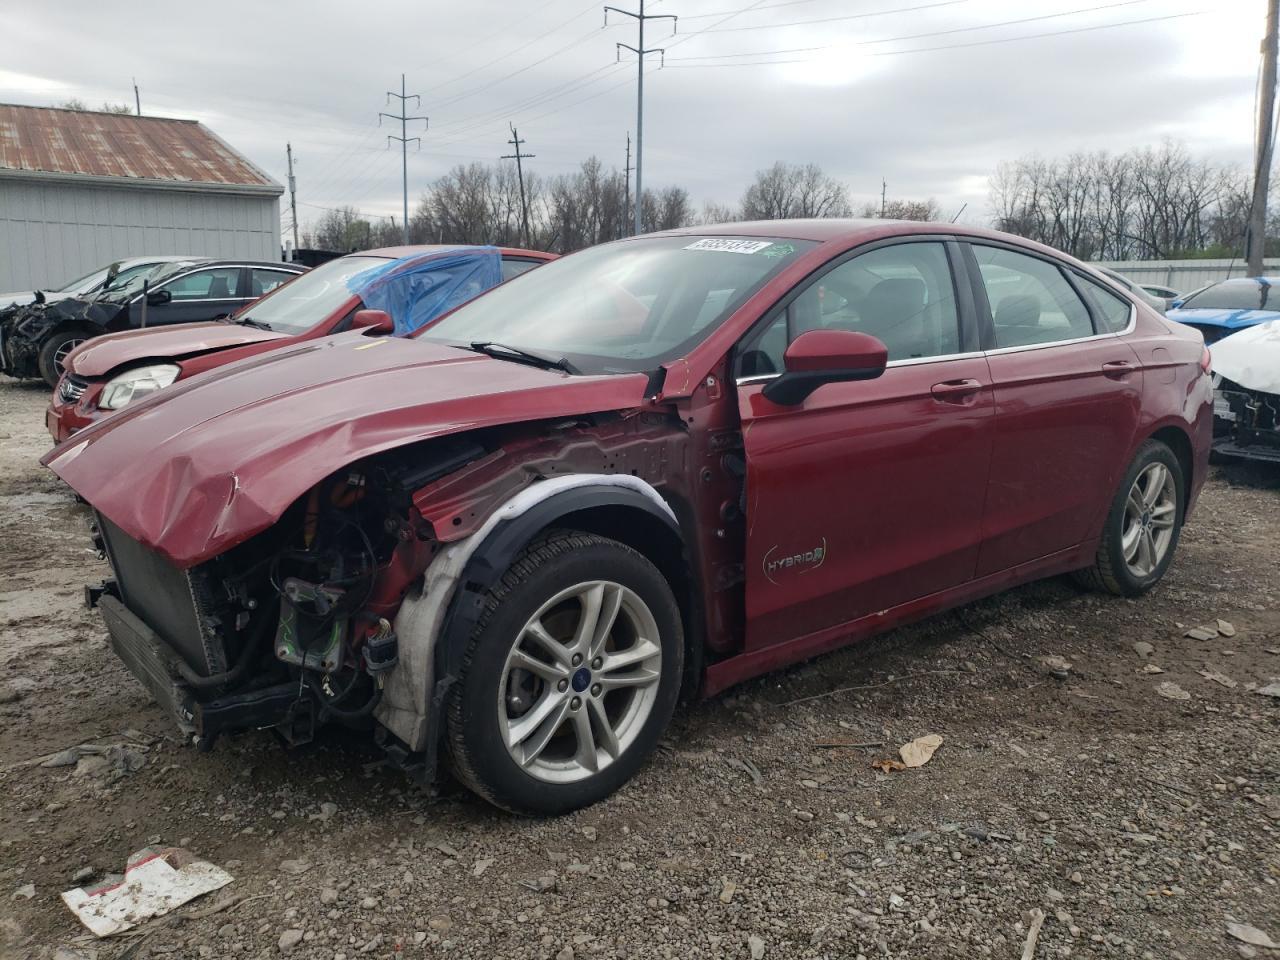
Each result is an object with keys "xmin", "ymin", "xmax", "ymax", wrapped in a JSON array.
[
  {"xmin": 38, "ymin": 327, "xmax": 92, "ymax": 387},
  {"xmin": 445, "ymin": 530, "xmax": 683, "ymax": 815},
  {"xmin": 1074, "ymin": 439, "xmax": 1184, "ymax": 596}
]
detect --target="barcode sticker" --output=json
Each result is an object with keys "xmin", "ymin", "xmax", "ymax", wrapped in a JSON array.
[{"xmin": 684, "ymin": 239, "xmax": 774, "ymax": 255}]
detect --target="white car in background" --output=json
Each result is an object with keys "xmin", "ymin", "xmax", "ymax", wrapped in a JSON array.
[
  {"xmin": 0, "ymin": 256, "xmax": 194, "ymax": 310},
  {"xmin": 1098, "ymin": 267, "xmax": 1168, "ymax": 315}
]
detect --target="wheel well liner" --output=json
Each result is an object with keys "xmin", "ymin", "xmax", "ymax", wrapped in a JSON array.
[
  {"xmin": 420, "ymin": 483, "xmax": 687, "ymax": 780},
  {"xmin": 1150, "ymin": 424, "xmax": 1194, "ymax": 511}
]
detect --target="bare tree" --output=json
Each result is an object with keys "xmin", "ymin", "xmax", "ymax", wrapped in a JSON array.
[
  {"xmin": 858, "ymin": 197, "xmax": 941, "ymax": 221},
  {"xmin": 741, "ymin": 162, "xmax": 851, "ymax": 220},
  {"xmin": 990, "ymin": 141, "xmax": 1251, "ymax": 260}
]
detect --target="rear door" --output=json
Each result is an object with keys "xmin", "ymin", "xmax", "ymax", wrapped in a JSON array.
[
  {"xmin": 736, "ymin": 239, "xmax": 994, "ymax": 649},
  {"xmin": 967, "ymin": 242, "xmax": 1143, "ymax": 575}
]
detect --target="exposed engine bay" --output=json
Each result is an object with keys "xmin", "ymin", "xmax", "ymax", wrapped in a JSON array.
[{"xmin": 89, "ymin": 437, "xmax": 484, "ymax": 753}]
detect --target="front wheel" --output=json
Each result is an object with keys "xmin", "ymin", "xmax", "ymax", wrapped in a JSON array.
[
  {"xmin": 38, "ymin": 327, "xmax": 92, "ymax": 387},
  {"xmin": 1075, "ymin": 439, "xmax": 1185, "ymax": 597},
  {"xmin": 445, "ymin": 530, "xmax": 683, "ymax": 815}
]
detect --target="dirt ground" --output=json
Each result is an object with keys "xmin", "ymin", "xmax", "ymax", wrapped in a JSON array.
[{"xmin": 1, "ymin": 373, "xmax": 1277, "ymax": 960}]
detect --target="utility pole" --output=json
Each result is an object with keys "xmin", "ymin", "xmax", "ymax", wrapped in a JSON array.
[
  {"xmin": 501, "ymin": 123, "xmax": 535, "ymax": 248},
  {"xmin": 880, "ymin": 179, "xmax": 887, "ymax": 218},
  {"xmin": 1248, "ymin": 0, "xmax": 1279, "ymax": 276},
  {"xmin": 623, "ymin": 132, "xmax": 633, "ymax": 237},
  {"xmin": 286, "ymin": 143, "xmax": 299, "ymax": 253},
  {"xmin": 605, "ymin": 1, "xmax": 678, "ymax": 237},
  {"xmin": 132, "ymin": 77, "xmax": 141, "ymax": 117},
  {"xmin": 379, "ymin": 74, "xmax": 428, "ymax": 246}
]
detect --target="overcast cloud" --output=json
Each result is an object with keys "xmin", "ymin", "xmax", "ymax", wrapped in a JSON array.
[{"xmin": 0, "ymin": 0, "xmax": 1263, "ymax": 233}]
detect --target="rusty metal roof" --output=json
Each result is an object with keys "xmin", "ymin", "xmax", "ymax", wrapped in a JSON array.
[{"xmin": 0, "ymin": 103, "xmax": 279, "ymax": 192}]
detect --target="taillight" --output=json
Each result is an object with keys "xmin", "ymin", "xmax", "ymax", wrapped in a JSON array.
[{"xmin": 1199, "ymin": 345, "xmax": 1212, "ymax": 374}]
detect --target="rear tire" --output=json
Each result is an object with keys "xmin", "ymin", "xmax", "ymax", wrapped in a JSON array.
[
  {"xmin": 38, "ymin": 327, "xmax": 93, "ymax": 387},
  {"xmin": 445, "ymin": 530, "xmax": 683, "ymax": 815},
  {"xmin": 1074, "ymin": 439, "xmax": 1185, "ymax": 597}
]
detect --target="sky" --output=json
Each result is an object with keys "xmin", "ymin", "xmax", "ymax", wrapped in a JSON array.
[{"xmin": 0, "ymin": 0, "xmax": 1265, "ymax": 236}]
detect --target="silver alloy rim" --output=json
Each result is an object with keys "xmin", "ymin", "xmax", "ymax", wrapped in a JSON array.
[
  {"xmin": 53, "ymin": 338, "xmax": 84, "ymax": 371},
  {"xmin": 498, "ymin": 580, "xmax": 662, "ymax": 784},
  {"xmin": 1121, "ymin": 462, "xmax": 1177, "ymax": 577}
]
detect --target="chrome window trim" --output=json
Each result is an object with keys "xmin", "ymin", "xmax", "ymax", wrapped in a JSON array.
[
  {"xmin": 984, "ymin": 302, "xmax": 1135, "ymax": 357},
  {"xmin": 128, "ymin": 265, "xmax": 301, "ymax": 305},
  {"xmin": 734, "ymin": 348, "xmax": 988, "ymax": 386}
]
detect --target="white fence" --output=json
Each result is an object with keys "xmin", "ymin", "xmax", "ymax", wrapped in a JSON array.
[{"xmin": 1092, "ymin": 258, "xmax": 1280, "ymax": 295}]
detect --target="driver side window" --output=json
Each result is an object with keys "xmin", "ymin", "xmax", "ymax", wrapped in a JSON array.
[{"xmin": 737, "ymin": 242, "xmax": 961, "ymax": 377}]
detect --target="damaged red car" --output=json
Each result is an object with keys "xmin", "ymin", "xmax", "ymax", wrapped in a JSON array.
[
  {"xmin": 44, "ymin": 221, "xmax": 1213, "ymax": 815},
  {"xmin": 47, "ymin": 246, "xmax": 554, "ymax": 443}
]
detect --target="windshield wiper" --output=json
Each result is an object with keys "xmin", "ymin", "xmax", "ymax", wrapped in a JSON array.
[
  {"xmin": 468, "ymin": 341, "xmax": 578, "ymax": 374},
  {"xmin": 237, "ymin": 317, "xmax": 272, "ymax": 330}
]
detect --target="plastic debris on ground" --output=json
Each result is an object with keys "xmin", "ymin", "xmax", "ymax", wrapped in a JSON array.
[
  {"xmin": 899, "ymin": 733, "xmax": 944, "ymax": 768},
  {"xmin": 61, "ymin": 847, "xmax": 232, "ymax": 937}
]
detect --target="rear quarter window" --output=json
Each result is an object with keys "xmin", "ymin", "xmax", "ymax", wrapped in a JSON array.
[{"xmin": 1078, "ymin": 276, "xmax": 1134, "ymax": 333}]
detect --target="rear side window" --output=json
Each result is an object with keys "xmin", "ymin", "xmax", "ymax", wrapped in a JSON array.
[
  {"xmin": 500, "ymin": 258, "xmax": 541, "ymax": 281},
  {"xmin": 973, "ymin": 246, "xmax": 1094, "ymax": 348},
  {"xmin": 251, "ymin": 269, "xmax": 296, "ymax": 297},
  {"xmin": 1077, "ymin": 276, "xmax": 1133, "ymax": 333},
  {"xmin": 163, "ymin": 267, "xmax": 242, "ymax": 301}
]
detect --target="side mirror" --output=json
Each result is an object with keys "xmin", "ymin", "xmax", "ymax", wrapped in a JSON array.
[
  {"xmin": 146, "ymin": 288, "xmax": 172, "ymax": 306},
  {"xmin": 761, "ymin": 329, "xmax": 888, "ymax": 406},
  {"xmin": 351, "ymin": 309, "xmax": 394, "ymax": 334}
]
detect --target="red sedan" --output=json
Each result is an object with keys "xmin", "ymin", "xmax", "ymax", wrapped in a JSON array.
[
  {"xmin": 47, "ymin": 245, "xmax": 554, "ymax": 442},
  {"xmin": 44, "ymin": 220, "xmax": 1211, "ymax": 815}
]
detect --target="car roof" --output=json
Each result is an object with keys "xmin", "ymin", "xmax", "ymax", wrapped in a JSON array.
[
  {"xmin": 1214, "ymin": 276, "xmax": 1280, "ymax": 285},
  {"xmin": 357, "ymin": 244, "xmax": 555, "ymax": 260},
  {"xmin": 648, "ymin": 218, "xmax": 1066, "ymax": 248}
]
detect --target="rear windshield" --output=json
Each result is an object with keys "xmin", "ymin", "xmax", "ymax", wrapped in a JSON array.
[
  {"xmin": 419, "ymin": 235, "xmax": 814, "ymax": 374},
  {"xmin": 1181, "ymin": 281, "xmax": 1275, "ymax": 311},
  {"xmin": 237, "ymin": 256, "xmax": 388, "ymax": 334}
]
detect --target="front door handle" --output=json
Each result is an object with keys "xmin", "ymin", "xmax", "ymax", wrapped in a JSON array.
[
  {"xmin": 930, "ymin": 378, "xmax": 983, "ymax": 403},
  {"xmin": 1102, "ymin": 360, "xmax": 1136, "ymax": 379}
]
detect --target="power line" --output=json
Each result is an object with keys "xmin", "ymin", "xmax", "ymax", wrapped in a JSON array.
[
  {"xmin": 664, "ymin": 10, "xmax": 1203, "ymax": 66},
  {"xmin": 420, "ymin": 0, "xmax": 572, "ymax": 93},
  {"xmin": 697, "ymin": 0, "xmax": 972, "ymax": 33},
  {"xmin": 379, "ymin": 74, "xmax": 428, "ymax": 245},
  {"xmin": 667, "ymin": 0, "xmax": 1151, "ymax": 61},
  {"xmin": 680, "ymin": 0, "xmax": 846, "ymax": 20}
]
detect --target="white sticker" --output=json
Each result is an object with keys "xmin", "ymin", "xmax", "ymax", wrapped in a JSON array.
[{"xmin": 684, "ymin": 238, "xmax": 774, "ymax": 255}]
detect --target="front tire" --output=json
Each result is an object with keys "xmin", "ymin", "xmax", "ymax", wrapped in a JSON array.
[
  {"xmin": 1075, "ymin": 439, "xmax": 1185, "ymax": 597},
  {"xmin": 445, "ymin": 530, "xmax": 683, "ymax": 815},
  {"xmin": 38, "ymin": 327, "xmax": 93, "ymax": 387}
]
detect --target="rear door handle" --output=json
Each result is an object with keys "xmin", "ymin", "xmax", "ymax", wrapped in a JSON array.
[
  {"xmin": 930, "ymin": 378, "xmax": 983, "ymax": 403},
  {"xmin": 1102, "ymin": 360, "xmax": 1136, "ymax": 379}
]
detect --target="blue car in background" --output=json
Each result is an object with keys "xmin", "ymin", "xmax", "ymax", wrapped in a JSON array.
[{"xmin": 1167, "ymin": 277, "xmax": 1280, "ymax": 344}]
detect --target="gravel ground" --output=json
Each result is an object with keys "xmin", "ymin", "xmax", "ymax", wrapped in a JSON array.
[{"xmin": 1, "ymin": 373, "xmax": 1278, "ymax": 960}]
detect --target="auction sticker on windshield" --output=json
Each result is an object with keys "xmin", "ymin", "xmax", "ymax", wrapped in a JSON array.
[{"xmin": 684, "ymin": 239, "xmax": 775, "ymax": 255}]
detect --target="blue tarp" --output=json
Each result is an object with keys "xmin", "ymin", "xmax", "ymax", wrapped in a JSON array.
[{"xmin": 345, "ymin": 247, "xmax": 503, "ymax": 336}]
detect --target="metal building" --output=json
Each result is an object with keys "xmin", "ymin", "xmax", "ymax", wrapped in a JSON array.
[{"xmin": 0, "ymin": 104, "xmax": 282, "ymax": 291}]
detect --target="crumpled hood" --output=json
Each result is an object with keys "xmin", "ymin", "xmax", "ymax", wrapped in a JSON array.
[
  {"xmin": 1167, "ymin": 307, "xmax": 1280, "ymax": 330},
  {"xmin": 43, "ymin": 333, "xmax": 651, "ymax": 567},
  {"xmin": 1211, "ymin": 318, "xmax": 1280, "ymax": 393},
  {"xmin": 66, "ymin": 322, "xmax": 288, "ymax": 377}
]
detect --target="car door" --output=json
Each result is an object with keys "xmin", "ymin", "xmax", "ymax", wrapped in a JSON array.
[
  {"xmin": 140, "ymin": 266, "xmax": 246, "ymax": 326},
  {"xmin": 736, "ymin": 239, "xmax": 994, "ymax": 650},
  {"xmin": 966, "ymin": 242, "xmax": 1144, "ymax": 575}
]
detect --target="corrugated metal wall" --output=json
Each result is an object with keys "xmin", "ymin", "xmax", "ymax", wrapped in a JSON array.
[
  {"xmin": 0, "ymin": 180, "xmax": 281, "ymax": 291},
  {"xmin": 1094, "ymin": 258, "xmax": 1280, "ymax": 295}
]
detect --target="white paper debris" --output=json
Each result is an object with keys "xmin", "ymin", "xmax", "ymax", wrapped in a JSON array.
[
  {"xmin": 899, "ymin": 734, "xmax": 943, "ymax": 768},
  {"xmin": 61, "ymin": 847, "xmax": 232, "ymax": 937}
]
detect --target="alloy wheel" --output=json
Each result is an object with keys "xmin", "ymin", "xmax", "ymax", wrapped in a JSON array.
[
  {"xmin": 498, "ymin": 580, "xmax": 662, "ymax": 784},
  {"xmin": 1121, "ymin": 461, "xmax": 1177, "ymax": 577},
  {"xmin": 53, "ymin": 338, "xmax": 85, "ymax": 371}
]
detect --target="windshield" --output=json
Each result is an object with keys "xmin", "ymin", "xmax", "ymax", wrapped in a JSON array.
[
  {"xmin": 419, "ymin": 236, "xmax": 815, "ymax": 373},
  {"xmin": 1182, "ymin": 280, "xmax": 1276, "ymax": 312},
  {"xmin": 237, "ymin": 256, "xmax": 386, "ymax": 334},
  {"xmin": 55, "ymin": 266, "xmax": 107, "ymax": 294},
  {"xmin": 104, "ymin": 260, "xmax": 199, "ymax": 299}
]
